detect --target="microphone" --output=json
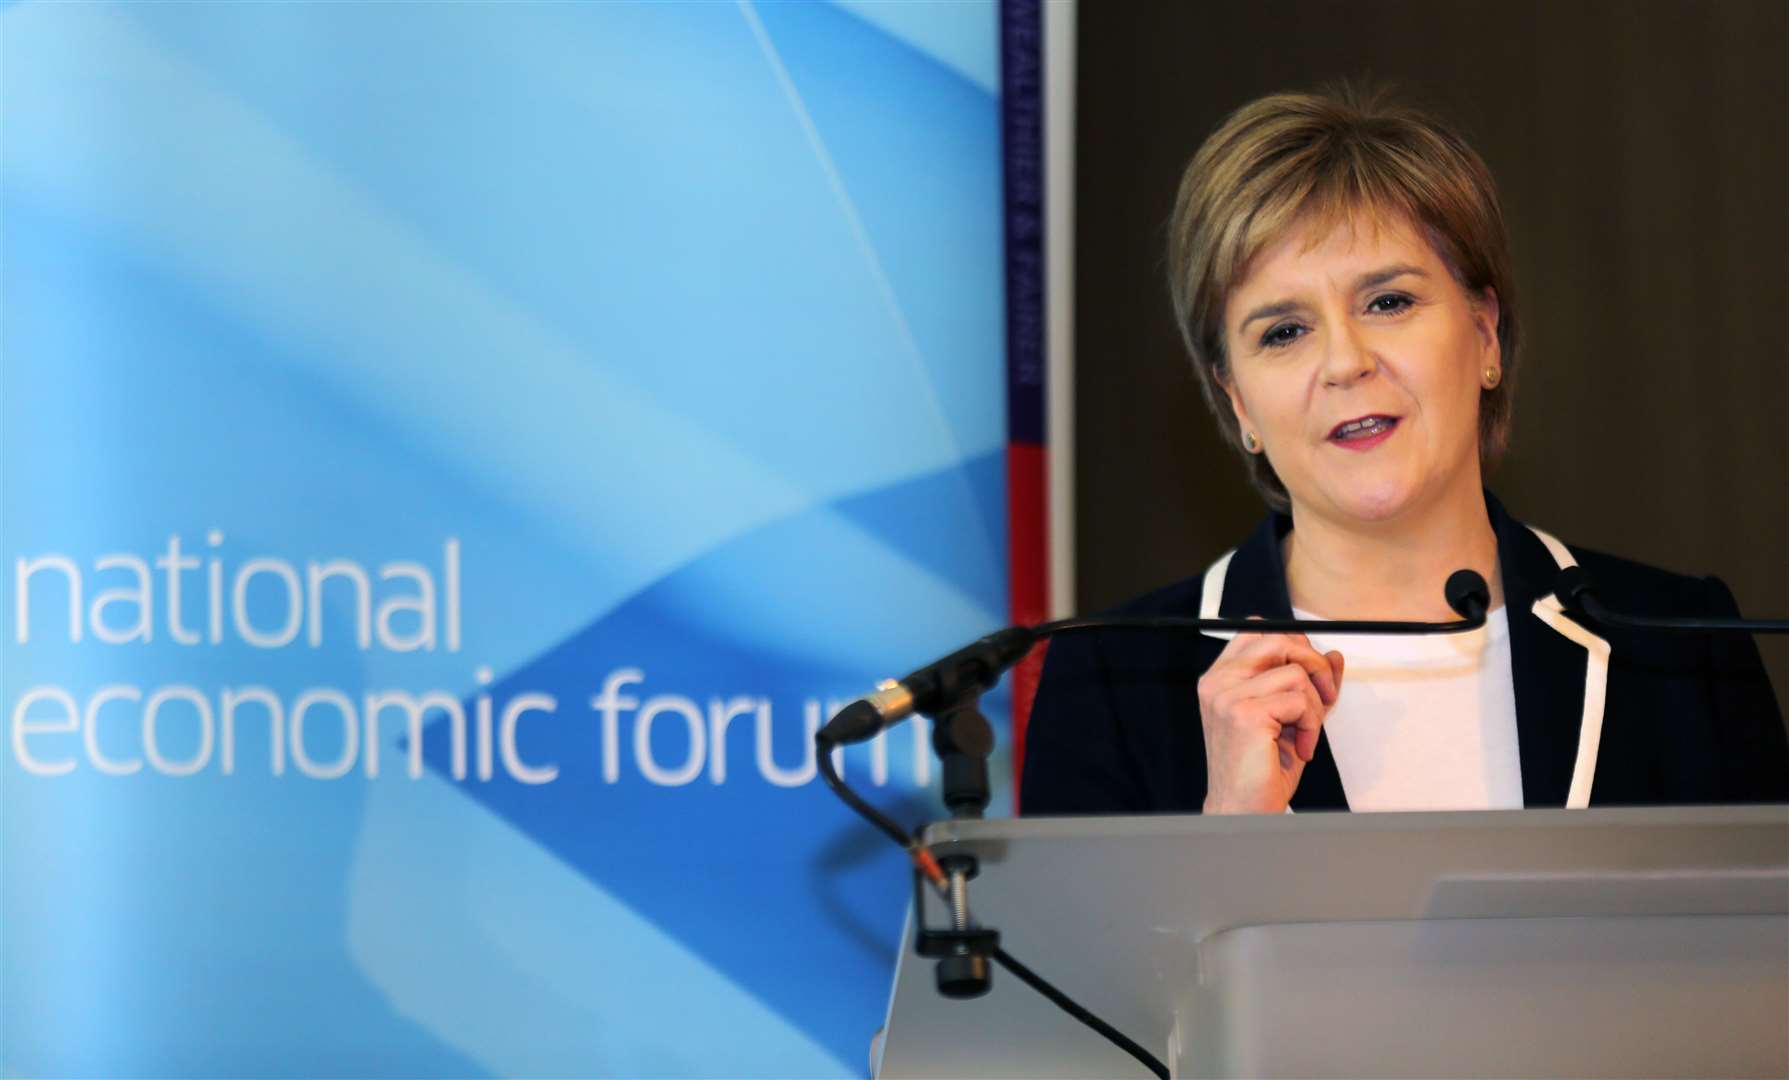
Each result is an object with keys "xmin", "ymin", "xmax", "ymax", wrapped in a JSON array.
[
  {"xmin": 818, "ymin": 569, "xmax": 1494, "ymax": 747},
  {"xmin": 1552, "ymin": 566, "xmax": 1597, "ymax": 614},
  {"xmin": 1445, "ymin": 568, "xmax": 1492, "ymax": 621},
  {"xmin": 1554, "ymin": 567, "xmax": 1789, "ymax": 633},
  {"xmin": 818, "ymin": 627, "xmax": 1037, "ymax": 747}
]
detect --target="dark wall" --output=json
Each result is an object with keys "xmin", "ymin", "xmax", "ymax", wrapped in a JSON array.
[{"xmin": 1074, "ymin": 2, "xmax": 1789, "ymax": 703}]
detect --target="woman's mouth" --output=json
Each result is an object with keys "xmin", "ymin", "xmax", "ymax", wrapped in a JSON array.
[{"xmin": 1328, "ymin": 415, "xmax": 1400, "ymax": 450}]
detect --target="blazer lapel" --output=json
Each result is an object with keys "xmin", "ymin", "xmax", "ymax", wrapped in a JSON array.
[
  {"xmin": 1489, "ymin": 494, "xmax": 1610, "ymax": 808},
  {"xmin": 1205, "ymin": 514, "xmax": 1349, "ymax": 811}
]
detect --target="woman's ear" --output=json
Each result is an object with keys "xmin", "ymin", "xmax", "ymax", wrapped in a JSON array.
[
  {"xmin": 1472, "ymin": 286, "xmax": 1502, "ymax": 363},
  {"xmin": 1221, "ymin": 373, "xmax": 1254, "ymax": 442}
]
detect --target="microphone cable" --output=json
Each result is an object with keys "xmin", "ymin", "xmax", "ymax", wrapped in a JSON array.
[
  {"xmin": 816, "ymin": 737, "xmax": 946, "ymax": 884},
  {"xmin": 989, "ymin": 946, "xmax": 1169, "ymax": 1080}
]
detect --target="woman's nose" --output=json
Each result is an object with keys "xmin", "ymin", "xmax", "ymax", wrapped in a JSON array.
[{"xmin": 1321, "ymin": 319, "xmax": 1377, "ymax": 387}]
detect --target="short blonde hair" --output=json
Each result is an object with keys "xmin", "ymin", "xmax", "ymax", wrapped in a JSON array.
[{"xmin": 1166, "ymin": 86, "xmax": 1519, "ymax": 512}]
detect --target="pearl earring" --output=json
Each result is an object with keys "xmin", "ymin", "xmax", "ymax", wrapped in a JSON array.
[
  {"xmin": 1242, "ymin": 430, "xmax": 1260, "ymax": 453},
  {"xmin": 1484, "ymin": 366, "xmax": 1501, "ymax": 388}
]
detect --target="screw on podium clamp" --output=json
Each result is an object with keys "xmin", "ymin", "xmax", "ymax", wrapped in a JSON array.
[{"xmin": 921, "ymin": 852, "xmax": 992, "ymax": 999}]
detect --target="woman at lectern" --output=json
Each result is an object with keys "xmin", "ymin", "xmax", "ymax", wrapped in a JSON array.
[{"xmin": 1021, "ymin": 87, "xmax": 1787, "ymax": 816}]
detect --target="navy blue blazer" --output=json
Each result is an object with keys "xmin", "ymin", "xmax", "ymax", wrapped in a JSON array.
[{"xmin": 1021, "ymin": 494, "xmax": 1789, "ymax": 814}]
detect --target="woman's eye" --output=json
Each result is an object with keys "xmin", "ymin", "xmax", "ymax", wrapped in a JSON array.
[
  {"xmin": 1367, "ymin": 293, "xmax": 1413, "ymax": 315},
  {"xmin": 1261, "ymin": 323, "xmax": 1305, "ymax": 349}
]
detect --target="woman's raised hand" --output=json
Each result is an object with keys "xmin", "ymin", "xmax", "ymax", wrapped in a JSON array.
[{"xmin": 1196, "ymin": 627, "xmax": 1344, "ymax": 814}]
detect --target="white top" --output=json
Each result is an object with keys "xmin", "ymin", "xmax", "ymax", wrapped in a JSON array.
[{"xmin": 1295, "ymin": 607, "xmax": 1523, "ymax": 812}]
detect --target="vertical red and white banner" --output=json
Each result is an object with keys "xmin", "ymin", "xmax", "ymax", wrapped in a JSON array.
[{"xmin": 1002, "ymin": 0, "xmax": 1075, "ymax": 808}]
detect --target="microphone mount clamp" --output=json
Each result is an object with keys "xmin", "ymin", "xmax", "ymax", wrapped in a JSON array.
[{"xmin": 912, "ymin": 850, "xmax": 996, "ymax": 999}]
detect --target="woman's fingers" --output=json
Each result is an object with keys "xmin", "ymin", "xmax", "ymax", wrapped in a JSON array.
[
  {"xmin": 1217, "ymin": 670, "xmax": 1325, "ymax": 757},
  {"xmin": 1276, "ymin": 723, "xmax": 1309, "ymax": 771},
  {"xmin": 1294, "ymin": 714, "xmax": 1321, "ymax": 763},
  {"xmin": 1216, "ymin": 629, "xmax": 1339, "ymax": 704},
  {"xmin": 1251, "ymin": 688, "xmax": 1321, "ymax": 730},
  {"xmin": 1258, "ymin": 667, "xmax": 1327, "ymax": 757},
  {"xmin": 1220, "ymin": 663, "xmax": 1325, "ymax": 724}
]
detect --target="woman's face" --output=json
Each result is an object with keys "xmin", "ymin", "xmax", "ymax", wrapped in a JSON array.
[{"xmin": 1220, "ymin": 212, "xmax": 1500, "ymax": 529}]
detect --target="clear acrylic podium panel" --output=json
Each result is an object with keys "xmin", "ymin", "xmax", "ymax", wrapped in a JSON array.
[{"xmin": 873, "ymin": 806, "xmax": 1789, "ymax": 1079}]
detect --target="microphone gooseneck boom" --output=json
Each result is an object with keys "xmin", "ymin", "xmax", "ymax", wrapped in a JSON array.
[{"xmin": 818, "ymin": 568, "xmax": 1493, "ymax": 748}]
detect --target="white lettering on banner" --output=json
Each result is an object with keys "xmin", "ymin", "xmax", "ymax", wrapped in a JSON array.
[
  {"xmin": 206, "ymin": 531, "xmax": 225, "ymax": 644},
  {"xmin": 291, "ymin": 689, "xmax": 358, "ymax": 779},
  {"xmin": 474, "ymin": 667, "xmax": 495, "ymax": 781},
  {"xmin": 376, "ymin": 562, "xmax": 436, "ymax": 652},
  {"xmin": 85, "ymin": 685, "xmax": 144, "ymax": 775},
  {"xmin": 589, "ymin": 671, "xmax": 933, "ymax": 790},
  {"xmin": 11, "ymin": 537, "xmax": 463, "ymax": 653},
  {"xmin": 234, "ymin": 559, "xmax": 303, "ymax": 648},
  {"xmin": 221, "ymin": 686, "xmax": 285, "ymax": 776},
  {"xmin": 307, "ymin": 560, "xmax": 372, "ymax": 649},
  {"xmin": 15, "ymin": 555, "xmax": 82, "ymax": 644},
  {"xmin": 143, "ymin": 685, "xmax": 214, "ymax": 776},
  {"xmin": 636, "ymin": 695, "xmax": 706, "ymax": 786},
  {"xmin": 364, "ymin": 690, "xmax": 462, "ymax": 779},
  {"xmin": 8, "ymin": 675, "xmax": 944, "ymax": 790},
  {"xmin": 592, "ymin": 668, "xmax": 644, "ymax": 784},
  {"xmin": 159, "ymin": 536, "xmax": 201, "ymax": 645},
  {"xmin": 7, "ymin": 538, "xmax": 954, "ymax": 793},
  {"xmin": 760, "ymin": 701, "xmax": 823, "ymax": 787},
  {"xmin": 444, "ymin": 539, "xmax": 460, "ymax": 653},
  {"xmin": 91, "ymin": 555, "xmax": 152, "ymax": 644},
  {"xmin": 12, "ymin": 687, "xmax": 79, "ymax": 775},
  {"xmin": 708, "ymin": 696, "xmax": 757, "ymax": 784},
  {"xmin": 500, "ymin": 694, "xmax": 558, "ymax": 784}
]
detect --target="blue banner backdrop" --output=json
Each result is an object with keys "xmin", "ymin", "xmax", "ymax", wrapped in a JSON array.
[{"xmin": 1, "ymin": 2, "xmax": 1007, "ymax": 1075}]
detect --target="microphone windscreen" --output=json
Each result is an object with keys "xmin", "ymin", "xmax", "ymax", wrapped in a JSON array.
[
  {"xmin": 1444, "ymin": 569, "xmax": 1491, "ymax": 620},
  {"xmin": 1552, "ymin": 565, "xmax": 1593, "ymax": 610}
]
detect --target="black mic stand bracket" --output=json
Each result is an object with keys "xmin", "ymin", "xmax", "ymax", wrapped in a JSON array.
[
  {"xmin": 916, "ymin": 694, "xmax": 998, "ymax": 998},
  {"xmin": 913, "ymin": 849, "xmax": 997, "ymax": 999}
]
